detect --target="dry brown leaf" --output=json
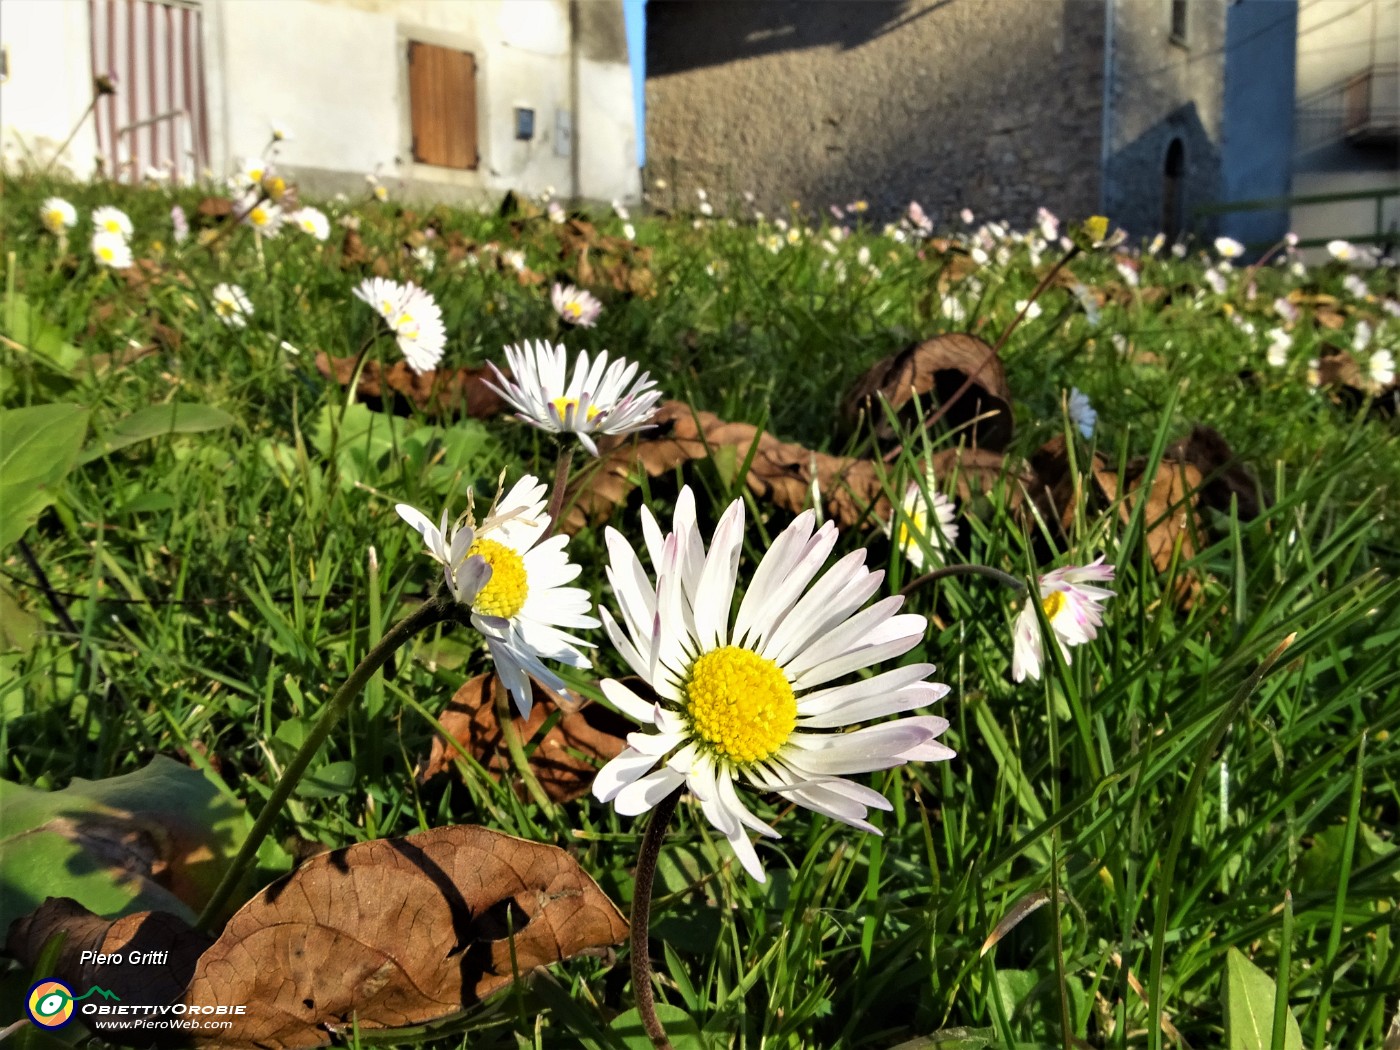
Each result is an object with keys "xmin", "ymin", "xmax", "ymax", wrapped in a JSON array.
[
  {"xmin": 9, "ymin": 829, "xmax": 627, "ymax": 1050},
  {"xmin": 1164, "ymin": 425, "xmax": 1265, "ymax": 521},
  {"xmin": 563, "ymin": 400, "xmax": 889, "ymax": 533},
  {"xmin": 841, "ymin": 334, "xmax": 1014, "ymax": 451},
  {"xmin": 196, "ymin": 197, "xmax": 232, "ymax": 219},
  {"xmin": 1096, "ymin": 459, "xmax": 1204, "ymax": 605},
  {"xmin": 315, "ymin": 352, "xmax": 509, "ymax": 418},
  {"xmin": 338, "ymin": 228, "xmax": 371, "ymax": 269},
  {"xmin": 7, "ymin": 897, "xmax": 211, "ymax": 1009},
  {"xmin": 419, "ymin": 674, "xmax": 630, "ymax": 803}
]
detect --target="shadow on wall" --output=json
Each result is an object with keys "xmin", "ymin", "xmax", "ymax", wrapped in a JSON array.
[
  {"xmin": 645, "ymin": 0, "xmax": 1106, "ymax": 227},
  {"xmin": 646, "ymin": 0, "xmax": 952, "ymax": 77},
  {"xmin": 1105, "ymin": 101, "xmax": 1221, "ymax": 243}
]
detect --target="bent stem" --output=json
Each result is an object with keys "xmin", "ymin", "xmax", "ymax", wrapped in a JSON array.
[
  {"xmin": 898, "ymin": 562, "xmax": 1028, "ymax": 599},
  {"xmin": 632, "ymin": 788, "xmax": 682, "ymax": 1050},
  {"xmin": 196, "ymin": 591, "xmax": 456, "ymax": 932},
  {"xmin": 543, "ymin": 441, "xmax": 576, "ymax": 538}
]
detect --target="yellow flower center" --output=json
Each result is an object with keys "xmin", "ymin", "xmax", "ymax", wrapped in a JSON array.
[
  {"xmin": 1041, "ymin": 590, "xmax": 1067, "ymax": 623},
  {"xmin": 563, "ymin": 301, "xmax": 583, "ymax": 321},
  {"xmin": 98, "ymin": 245, "xmax": 114, "ymax": 262},
  {"xmin": 550, "ymin": 396, "xmax": 600, "ymax": 423},
  {"xmin": 46, "ymin": 210, "xmax": 65, "ymax": 228},
  {"xmin": 264, "ymin": 175, "xmax": 286, "ymax": 200},
  {"xmin": 215, "ymin": 298, "xmax": 233, "ymax": 315},
  {"xmin": 467, "ymin": 538, "xmax": 528, "ymax": 619},
  {"xmin": 684, "ymin": 646, "xmax": 797, "ymax": 765},
  {"xmin": 103, "ymin": 220, "xmax": 121, "ymax": 233},
  {"xmin": 1085, "ymin": 215, "xmax": 1109, "ymax": 243}
]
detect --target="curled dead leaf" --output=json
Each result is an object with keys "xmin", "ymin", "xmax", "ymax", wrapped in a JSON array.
[
  {"xmin": 9, "ymin": 828, "xmax": 627, "ymax": 1050},
  {"xmin": 315, "ymin": 352, "xmax": 509, "ymax": 418},
  {"xmin": 419, "ymin": 674, "xmax": 630, "ymax": 803},
  {"xmin": 841, "ymin": 334, "xmax": 1014, "ymax": 451},
  {"xmin": 563, "ymin": 401, "xmax": 890, "ymax": 533}
]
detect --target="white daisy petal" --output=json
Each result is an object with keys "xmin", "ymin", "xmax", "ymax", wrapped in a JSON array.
[
  {"xmin": 615, "ymin": 766, "xmax": 686, "ymax": 815},
  {"xmin": 593, "ymin": 747, "xmax": 659, "ymax": 802}
]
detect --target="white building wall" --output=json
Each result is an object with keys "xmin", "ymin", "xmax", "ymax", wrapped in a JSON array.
[
  {"xmin": 203, "ymin": 0, "xmax": 638, "ymax": 205},
  {"xmin": 0, "ymin": 0, "xmax": 101, "ymax": 177}
]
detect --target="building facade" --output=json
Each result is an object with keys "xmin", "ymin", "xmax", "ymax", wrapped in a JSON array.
[
  {"xmin": 646, "ymin": 0, "xmax": 1270, "ymax": 241},
  {"xmin": 0, "ymin": 0, "xmax": 642, "ymax": 206}
]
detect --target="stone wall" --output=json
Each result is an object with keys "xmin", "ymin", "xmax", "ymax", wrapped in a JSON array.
[
  {"xmin": 1102, "ymin": 0, "xmax": 1228, "ymax": 240},
  {"xmin": 645, "ymin": 0, "xmax": 1106, "ymax": 227}
]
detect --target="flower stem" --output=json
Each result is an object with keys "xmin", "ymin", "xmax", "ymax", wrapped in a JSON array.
[
  {"xmin": 195, "ymin": 592, "xmax": 455, "ymax": 933},
  {"xmin": 543, "ymin": 441, "xmax": 576, "ymax": 538},
  {"xmin": 897, "ymin": 562, "xmax": 1028, "ymax": 599},
  {"xmin": 493, "ymin": 684, "xmax": 558, "ymax": 820},
  {"xmin": 631, "ymin": 788, "xmax": 681, "ymax": 1050}
]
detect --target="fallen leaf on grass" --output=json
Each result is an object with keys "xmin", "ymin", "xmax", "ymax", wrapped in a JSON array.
[
  {"xmin": 1095, "ymin": 458, "xmax": 1204, "ymax": 605},
  {"xmin": 563, "ymin": 400, "xmax": 889, "ymax": 532},
  {"xmin": 418, "ymin": 674, "xmax": 630, "ymax": 803},
  {"xmin": 8, "ymin": 826, "xmax": 628, "ymax": 1050},
  {"xmin": 315, "ymin": 353, "xmax": 509, "ymax": 418},
  {"xmin": 840, "ymin": 334, "xmax": 1014, "ymax": 451}
]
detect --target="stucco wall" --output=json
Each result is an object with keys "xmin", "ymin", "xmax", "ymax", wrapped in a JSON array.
[
  {"xmin": 205, "ymin": 0, "xmax": 639, "ymax": 205},
  {"xmin": 0, "ymin": 0, "xmax": 101, "ymax": 177},
  {"xmin": 645, "ymin": 0, "xmax": 1105, "ymax": 227},
  {"xmin": 1102, "ymin": 0, "xmax": 1228, "ymax": 240}
]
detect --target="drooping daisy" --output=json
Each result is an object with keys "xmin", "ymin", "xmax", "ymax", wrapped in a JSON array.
[
  {"xmin": 1068, "ymin": 388, "xmax": 1097, "ymax": 439},
  {"xmin": 40, "ymin": 197, "xmax": 77, "ymax": 235},
  {"xmin": 211, "ymin": 283, "xmax": 253, "ymax": 327},
  {"xmin": 886, "ymin": 473, "xmax": 958, "ymax": 569},
  {"xmin": 396, "ymin": 476, "xmax": 599, "ymax": 716},
  {"xmin": 352, "ymin": 278, "xmax": 446, "ymax": 374},
  {"xmin": 1214, "ymin": 236, "xmax": 1245, "ymax": 260},
  {"xmin": 551, "ymin": 282, "xmax": 603, "ymax": 328},
  {"xmin": 1204, "ymin": 268, "xmax": 1228, "ymax": 295},
  {"xmin": 291, "ymin": 206, "xmax": 330, "ymax": 241},
  {"xmin": 1011, "ymin": 558, "xmax": 1116, "ymax": 683},
  {"xmin": 92, "ymin": 206, "xmax": 133, "ymax": 238},
  {"xmin": 486, "ymin": 340, "xmax": 663, "ymax": 456},
  {"xmin": 91, "ymin": 230, "xmax": 132, "ymax": 269},
  {"xmin": 592, "ymin": 490, "xmax": 954, "ymax": 881},
  {"xmin": 1370, "ymin": 349, "xmax": 1396, "ymax": 389},
  {"xmin": 1266, "ymin": 328, "xmax": 1291, "ymax": 368}
]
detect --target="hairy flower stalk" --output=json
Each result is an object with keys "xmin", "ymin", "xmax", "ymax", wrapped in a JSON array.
[{"xmin": 196, "ymin": 590, "xmax": 461, "ymax": 932}]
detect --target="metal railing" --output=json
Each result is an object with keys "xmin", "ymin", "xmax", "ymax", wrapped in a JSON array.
[
  {"xmin": 1193, "ymin": 185, "xmax": 1400, "ymax": 250},
  {"xmin": 1296, "ymin": 63, "xmax": 1399, "ymax": 153}
]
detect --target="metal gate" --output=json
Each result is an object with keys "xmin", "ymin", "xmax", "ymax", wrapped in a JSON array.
[{"xmin": 89, "ymin": 0, "xmax": 209, "ymax": 183}]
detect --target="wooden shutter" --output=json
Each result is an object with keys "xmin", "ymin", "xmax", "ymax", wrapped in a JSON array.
[{"xmin": 408, "ymin": 42, "xmax": 479, "ymax": 170}]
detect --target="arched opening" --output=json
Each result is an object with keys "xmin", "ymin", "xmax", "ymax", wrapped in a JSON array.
[{"xmin": 1162, "ymin": 138, "xmax": 1186, "ymax": 239}]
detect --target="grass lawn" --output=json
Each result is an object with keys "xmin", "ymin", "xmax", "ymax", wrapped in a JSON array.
[{"xmin": 2, "ymin": 169, "xmax": 1398, "ymax": 1050}]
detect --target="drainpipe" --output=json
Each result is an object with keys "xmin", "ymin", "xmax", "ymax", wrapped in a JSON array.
[
  {"xmin": 1099, "ymin": 0, "xmax": 1114, "ymax": 215},
  {"xmin": 569, "ymin": 0, "xmax": 581, "ymax": 201}
]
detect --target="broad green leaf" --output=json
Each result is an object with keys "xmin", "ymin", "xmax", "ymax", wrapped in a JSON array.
[
  {"xmin": 295, "ymin": 760, "xmax": 358, "ymax": 798},
  {"xmin": 0, "ymin": 586, "xmax": 41, "ymax": 653},
  {"xmin": 0, "ymin": 756, "xmax": 249, "ymax": 935},
  {"xmin": 610, "ymin": 1003, "xmax": 708, "ymax": 1049},
  {"xmin": 1, "ymin": 294, "xmax": 83, "ymax": 372},
  {"xmin": 78, "ymin": 403, "xmax": 236, "ymax": 463},
  {"xmin": 0, "ymin": 403, "xmax": 90, "ymax": 550},
  {"xmin": 1223, "ymin": 946, "xmax": 1302, "ymax": 1050}
]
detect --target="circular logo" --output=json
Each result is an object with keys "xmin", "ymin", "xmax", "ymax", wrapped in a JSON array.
[{"xmin": 26, "ymin": 980, "xmax": 76, "ymax": 1029}]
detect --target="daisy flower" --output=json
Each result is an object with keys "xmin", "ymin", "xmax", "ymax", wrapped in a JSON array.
[
  {"xmin": 291, "ymin": 206, "xmax": 330, "ymax": 241},
  {"xmin": 40, "ymin": 197, "xmax": 77, "ymax": 235},
  {"xmin": 592, "ymin": 490, "xmax": 954, "ymax": 881},
  {"xmin": 486, "ymin": 340, "xmax": 663, "ymax": 456},
  {"xmin": 211, "ymin": 283, "xmax": 253, "ymax": 327},
  {"xmin": 1266, "ymin": 328, "xmax": 1291, "ymax": 368},
  {"xmin": 551, "ymin": 282, "xmax": 603, "ymax": 328},
  {"xmin": 1011, "ymin": 558, "xmax": 1116, "ymax": 683},
  {"xmin": 232, "ymin": 157, "xmax": 269, "ymax": 190},
  {"xmin": 92, "ymin": 206, "xmax": 133, "ymax": 238},
  {"xmin": 91, "ymin": 230, "xmax": 132, "ymax": 269},
  {"xmin": 1371, "ymin": 349, "xmax": 1396, "ymax": 389},
  {"xmin": 396, "ymin": 476, "xmax": 599, "ymax": 716},
  {"xmin": 886, "ymin": 473, "xmax": 958, "ymax": 569},
  {"xmin": 240, "ymin": 195, "xmax": 283, "ymax": 236},
  {"xmin": 352, "ymin": 278, "xmax": 445, "ymax": 374},
  {"xmin": 171, "ymin": 204, "xmax": 190, "ymax": 245},
  {"xmin": 1214, "ymin": 236, "xmax": 1245, "ymax": 260},
  {"xmin": 1068, "ymin": 388, "xmax": 1097, "ymax": 438},
  {"xmin": 210, "ymin": 284, "xmax": 254, "ymax": 329},
  {"xmin": 1326, "ymin": 239, "xmax": 1357, "ymax": 263}
]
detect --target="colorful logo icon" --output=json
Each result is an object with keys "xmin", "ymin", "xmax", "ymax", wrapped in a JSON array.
[
  {"xmin": 26, "ymin": 980, "xmax": 76, "ymax": 1028},
  {"xmin": 25, "ymin": 980, "xmax": 121, "ymax": 1028}
]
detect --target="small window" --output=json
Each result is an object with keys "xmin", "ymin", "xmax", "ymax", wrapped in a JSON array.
[
  {"xmin": 407, "ymin": 42, "xmax": 479, "ymax": 170},
  {"xmin": 1170, "ymin": 0, "xmax": 1189, "ymax": 45},
  {"xmin": 1162, "ymin": 138, "xmax": 1186, "ymax": 239}
]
